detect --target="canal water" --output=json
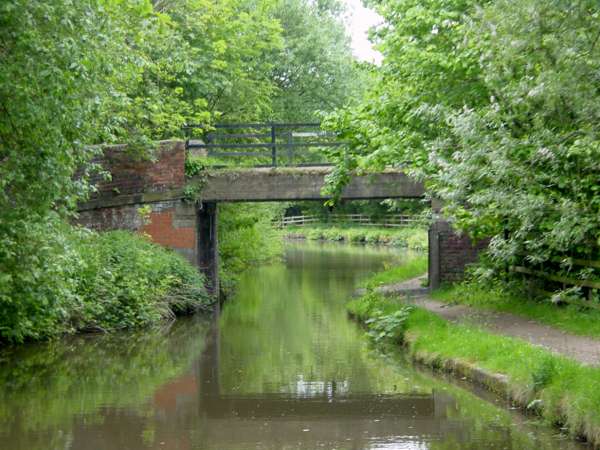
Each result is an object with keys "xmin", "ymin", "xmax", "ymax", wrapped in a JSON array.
[{"xmin": 0, "ymin": 242, "xmax": 588, "ymax": 449}]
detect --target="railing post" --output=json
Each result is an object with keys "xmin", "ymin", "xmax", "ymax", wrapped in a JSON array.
[
  {"xmin": 271, "ymin": 124, "xmax": 277, "ymax": 167},
  {"xmin": 287, "ymin": 131, "xmax": 293, "ymax": 165}
]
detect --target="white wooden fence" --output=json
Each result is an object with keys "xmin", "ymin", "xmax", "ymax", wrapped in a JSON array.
[{"xmin": 274, "ymin": 214, "xmax": 418, "ymax": 228}]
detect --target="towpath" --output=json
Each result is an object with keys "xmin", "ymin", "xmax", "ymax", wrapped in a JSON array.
[{"xmin": 377, "ymin": 277, "xmax": 600, "ymax": 366}]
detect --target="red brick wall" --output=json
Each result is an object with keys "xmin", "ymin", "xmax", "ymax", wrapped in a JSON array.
[
  {"xmin": 141, "ymin": 209, "xmax": 195, "ymax": 250},
  {"xmin": 439, "ymin": 232, "xmax": 489, "ymax": 282},
  {"xmin": 88, "ymin": 140, "xmax": 186, "ymax": 199},
  {"xmin": 76, "ymin": 141, "xmax": 198, "ymax": 265},
  {"xmin": 429, "ymin": 220, "xmax": 489, "ymax": 287}
]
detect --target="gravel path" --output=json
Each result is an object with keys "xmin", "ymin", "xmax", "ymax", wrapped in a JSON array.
[{"xmin": 377, "ymin": 277, "xmax": 600, "ymax": 366}]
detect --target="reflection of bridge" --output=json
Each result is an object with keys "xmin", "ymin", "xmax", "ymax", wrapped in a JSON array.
[
  {"xmin": 154, "ymin": 324, "xmax": 460, "ymax": 449},
  {"xmin": 65, "ymin": 324, "xmax": 466, "ymax": 450},
  {"xmin": 78, "ymin": 126, "xmax": 486, "ymax": 295}
]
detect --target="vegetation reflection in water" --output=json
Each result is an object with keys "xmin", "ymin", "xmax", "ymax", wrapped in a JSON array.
[{"xmin": 0, "ymin": 242, "xmax": 588, "ymax": 450}]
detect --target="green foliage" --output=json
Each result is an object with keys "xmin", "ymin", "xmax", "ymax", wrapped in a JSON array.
[
  {"xmin": 1, "ymin": 0, "xmax": 360, "ymax": 341},
  {"xmin": 70, "ymin": 229, "xmax": 211, "ymax": 331},
  {"xmin": 361, "ymin": 256, "xmax": 428, "ymax": 290},
  {"xmin": 0, "ymin": 226, "xmax": 211, "ymax": 343},
  {"xmin": 218, "ymin": 203, "xmax": 285, "ymax": 294},
  {"xmin": 269, "ymin": 0, "xmax": 364, "ymax": 121},
  {"xmin": 348, "ymin": 292, "xmax": 412, "ymax": 343},
  {"xmin": 365, "ymin": 307, "xmax": 412, "ymax": 343},
  {"xmin": 287, "ymin": 225, "xmax": 429, "ymax": 250},
  {"xmin": 324, "ymin": 0, "xmax": 600, "ymax": 288},
  {"xmin": 531, "ymin": 357, "xmax": 557, "ymax": 392},
  {"xmin": 347, "ymin": 291, "xmax": 400, "ymax": 321}
]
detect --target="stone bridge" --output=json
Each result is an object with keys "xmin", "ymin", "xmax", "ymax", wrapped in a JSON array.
[{"xmin": 78, "ymin": 141, "xmax": 485, "ymax": 295}]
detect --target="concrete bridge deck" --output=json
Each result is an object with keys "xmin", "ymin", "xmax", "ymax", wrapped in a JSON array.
[
  {"xmin": 79, "ymin": 166, "xmax": 424, "ymax": 211},
  {"xmin": 198, "ymin": 167, "xmax": 424, "ymax": 202}
]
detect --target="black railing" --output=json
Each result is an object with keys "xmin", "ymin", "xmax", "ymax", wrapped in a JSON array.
[{"xmin": 184, "ymin": 123, "xmax": 345, "ymax": 167}]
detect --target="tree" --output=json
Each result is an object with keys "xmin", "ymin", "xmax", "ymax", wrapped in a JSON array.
[
  {"xmin": 324, "ymin": 0, "xmax": 600, "ymax": 287},
  {"xmin": 269, "ymin": 0, "xmax": 363, "ymax": 122}
]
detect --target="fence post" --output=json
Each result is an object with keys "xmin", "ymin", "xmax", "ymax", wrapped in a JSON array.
[{"xmin": 271, "ymin": 124, "xmax": 277, "ymax": 167}]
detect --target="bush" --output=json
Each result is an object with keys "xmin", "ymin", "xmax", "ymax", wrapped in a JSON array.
[
  {"xmin": 365, "ymin": 308, "xmax": 412, "ymax": 344},
  {"xmin": 70, "ymin": 229, "xmax": 211, "ymax": 332},
  {"xmin": 364, "ymin": 231, "xmax": 380, "ymax": 244},
  {"xmin": 348, "ymin": 292, "xmax": 412, "ymax": 343},
  {"xmin": 0, "ymin": 224, "xmax": 211, "ymax": 344},
  {"xmin": 306, "ymin": 229, "xmax": 324, "ymax": 240}
]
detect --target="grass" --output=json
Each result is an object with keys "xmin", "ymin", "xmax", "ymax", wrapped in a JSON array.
[
  {"xmin": 285, "ymin": 224, "xmax": 428, "ymax": 251},
  {"xmin": 361, "ymin": 255, "xmax": 428, "ymax": 290},
  {"xmin": 347, "ymin": 292, "xmax": 600, "ymax": 447},
  {"xmin": 433, "ymin": 282, "xmax": 600, "ymax": 338}
]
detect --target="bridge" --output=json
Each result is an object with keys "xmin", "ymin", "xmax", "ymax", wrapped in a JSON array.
[{"xmin": 78, "ymin": 125, "xmax": 486, "ymax": 295}]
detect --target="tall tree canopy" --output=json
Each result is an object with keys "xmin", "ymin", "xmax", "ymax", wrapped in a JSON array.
[
  {"xmin": 269, "ymin": 0, "xmax": 363, "ymax": 121},
  {"xmin": 324, "ymin": 0, "xmax": 600, "ymax": 287}
]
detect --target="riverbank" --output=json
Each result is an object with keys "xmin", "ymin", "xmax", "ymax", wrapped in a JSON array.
[
  {"xmin": 284, "ymin": 224, "xmax": 428, "ymax": 250},
  {"xmin": 0, "ymin": 227, "xmax": 213, "ymax": 344},
  {"xmin": 348, "ymin": 273, "xmax": 600, "ymax": 447}
]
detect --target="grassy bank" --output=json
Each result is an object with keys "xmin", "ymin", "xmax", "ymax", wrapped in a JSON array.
[
  {"xmin": 0, "ymin": 227, "xmax": 212, "ymax": 344},
  {"xmin": 433, "ymin": 282, "xmax": 600, "ymax": 338},
  {"xmin": 347, "ymin": 291, "xmax": 600, "ymax": 447},
  {"xmin": 285, "ymin": 224, "xmax": 428, "ymax": 251},
  {"xmin": 361, "ymin": 256, "xmax": 428, "ymax": 290}
]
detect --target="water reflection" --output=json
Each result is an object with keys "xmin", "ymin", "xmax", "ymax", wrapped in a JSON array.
[{"xmin": 0, "ymin": 241, "xmax": 588, "ymax": 449}]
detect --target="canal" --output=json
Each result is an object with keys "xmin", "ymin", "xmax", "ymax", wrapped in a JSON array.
[{"xmin": 0, "ymin": 242, "xmax": 587, "ymax": 449}]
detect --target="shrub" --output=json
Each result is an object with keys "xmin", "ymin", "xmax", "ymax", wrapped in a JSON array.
[
  {"xmin": 306, "ymin": 229, "xmax": 324, "ymax": 240},
  {"xmin": 364, "ymin": 231, "xmax": 380, "ymax": 244},
  {"xmin": 348, "ymin": 292, "xmax": 412, "ymax": 343},
  {"xmin": 365, "ymin": 307, "xmax": 412, "ymax": 344},
  {"xmin": 0, "ymin": 224, "xmax": 212, "ymax": 343},
  {"xmin": 70, "ymin": 229, "xmax": 212, "ymax": 332}
]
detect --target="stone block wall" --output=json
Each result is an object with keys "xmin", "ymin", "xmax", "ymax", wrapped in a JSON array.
[{"xmin": 429, "ymin": 220, "xmax": 489, "ymax": 289}]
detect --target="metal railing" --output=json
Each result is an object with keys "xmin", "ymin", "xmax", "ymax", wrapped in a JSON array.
[{"xmin": 184, "ymin": 123, "xmax": 345, "ymax": 167}]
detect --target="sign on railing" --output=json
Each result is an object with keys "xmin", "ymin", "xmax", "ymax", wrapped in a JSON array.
[{"xmin": 184, "ymin": 123, "xmax": 345, "ymax": 167}]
